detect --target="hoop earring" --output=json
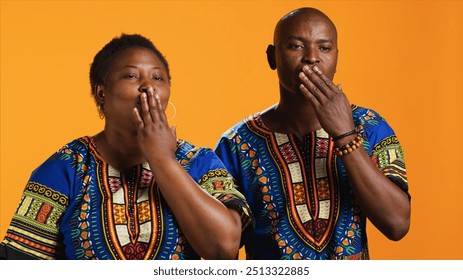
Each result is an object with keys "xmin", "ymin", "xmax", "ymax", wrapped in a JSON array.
[
  {"xmin": 166, "ymin": 101, "xmax": 177, "ymax": 121},
  {"xmin": 98, "ymin": 103, "xmax": 105, "ymax": 119}
]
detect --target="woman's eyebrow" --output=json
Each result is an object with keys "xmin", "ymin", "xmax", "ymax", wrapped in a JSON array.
[{"xmin": 122, "ymin": 65, "xmax": 163, "ymax": 70}]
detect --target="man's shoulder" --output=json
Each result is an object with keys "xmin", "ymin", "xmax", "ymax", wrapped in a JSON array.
[
  {"xmin": 351, "ymin": 104, "xmax": 386, "ymax": 126},
  {"xmin": 219, "ymin": 113, "xmax": 257, "ymax": 138}
]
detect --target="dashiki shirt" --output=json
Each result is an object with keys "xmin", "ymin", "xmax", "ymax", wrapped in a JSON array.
[
  {"xmin": 1, "ymin": 137, "xmax": 252, "ymax": 260},
  {"xmin": 215, "ymin": 105, "xmax": 409, "ymax": 260}
]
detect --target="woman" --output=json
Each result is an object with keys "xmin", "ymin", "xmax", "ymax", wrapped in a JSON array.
[{"xmin": 0, "ymin": 34, "xmax": 252, "ymax": 260}]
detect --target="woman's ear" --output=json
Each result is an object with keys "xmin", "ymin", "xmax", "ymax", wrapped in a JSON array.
[
  {"xmin": 266, "ymin": 44, "xmax": 276, "ymax": 70},
  {"xmin": 95, "ymin": 85, "xmax": 106, "ymax": 119},
  {"xmin": 95, "ymin": 85, "xmax": 105, "ymax": 103}
]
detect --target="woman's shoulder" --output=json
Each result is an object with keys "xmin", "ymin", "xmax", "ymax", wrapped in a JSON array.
[
  {"xmin": 45, "ymin": 137, "xmax": 92, "ymax": 162},
  {"xmin": 33, "ymin": 137, "xmax": 92, "ymax": 171},
  {"xmin": 175, "ymin": 139, "xmax": 211, "ymax": 160},
  {"xmin": 28, "ymin": 137, "xmax": 92, "ymax": 190},
  {"xmin": 56, "ymin": 136, "xmax": 92, "ymax": 153},
  {"xmin": 175, "ymin": 139, "xmax": 227, "ymax": 175}
]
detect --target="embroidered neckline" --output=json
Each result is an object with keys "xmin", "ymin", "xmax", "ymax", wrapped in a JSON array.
[{"xmin": 251, "ymin": 111, "xmax": 327, "ymax": 138}]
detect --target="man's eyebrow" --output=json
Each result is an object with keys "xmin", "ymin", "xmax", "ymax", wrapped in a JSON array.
[
  {"xmin": 286, "ymin": 36, "xmax": 305, "ymax": 41},
  {"xmin": 286, "ymin": 36, "xmax": 334, "ymax": 44}
]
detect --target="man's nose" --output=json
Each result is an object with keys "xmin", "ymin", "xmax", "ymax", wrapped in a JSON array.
[{"xmin": 301, "ymin": 47, "xmax": 320, "ymax": 64}]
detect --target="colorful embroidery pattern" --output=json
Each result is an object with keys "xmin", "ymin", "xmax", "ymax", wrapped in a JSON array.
[
  {"xmin": 244, "ymin": 117, "xmax": 340, "ymax": 258},
  {"xmin": 198, "ymin": 168, "xmax": 252, "ymax": 224},
  {"xmin": 2, "ymin": 137, "xmax": 252, "ymax": 259},
  {"xmin": 215, "ymin": 105, "xmax": 408, "ymax": 259},
  {"xmin": 3, "ymin": 182, "xmax": 67, "ymax": 259}
]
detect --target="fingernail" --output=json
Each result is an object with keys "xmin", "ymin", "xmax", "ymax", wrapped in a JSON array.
[
  {"xmin": 155, "ymin": 94, "xmax": 160, "ymax": 100},
  {"xmin": 313, "ymin": 66, "xmax": 320, "ymax": 73}
]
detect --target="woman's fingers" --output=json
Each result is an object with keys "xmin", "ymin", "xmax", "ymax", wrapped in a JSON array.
[
  {"xmin": 171, "ymin": 125, "xmax": 177, "ymax": 140},
  {"xmin": 155, "ymin": 93, "xmax": 167, "ymax": 123},
  {"xmin": 145, "ymin": 90, "xmax": 169, "ymax": 124},
  {"xmin": 135, "ymin": 90, "xmax": 171, "ymax": 132},
  {"xmin": 133, "ymin": 107, "xmax": 144, "ymax": 129},
  {"xmin": 140, "ymin": 92, "xmax": 153, "ymax": 124},
  {"xmin": 147, "ymin": 89, "xmax": 158, "ymax": 122}
]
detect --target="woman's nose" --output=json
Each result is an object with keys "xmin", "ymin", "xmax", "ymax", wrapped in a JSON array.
[{"xmin": 139, "ymin": 82, "xmax": 154, "ymax": 94}]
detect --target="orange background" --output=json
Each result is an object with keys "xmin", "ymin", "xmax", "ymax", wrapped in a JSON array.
[{"xmin": 1, "ymin": 0, "xmax": 462, "ymax": 260}]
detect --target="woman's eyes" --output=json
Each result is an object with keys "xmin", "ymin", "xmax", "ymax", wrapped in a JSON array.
[{"xmin": 125, "ymin": 74, "xmax": 139, "ymax": 79}]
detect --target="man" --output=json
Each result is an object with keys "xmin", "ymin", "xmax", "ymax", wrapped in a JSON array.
[{"xmin": 215, "ymin": 7, "xmax": 410, "ymax": 259}]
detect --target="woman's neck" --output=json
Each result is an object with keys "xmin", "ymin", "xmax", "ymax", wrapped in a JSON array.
[{"xmin": 93, "ymin": 128, "xmax": 144, "ymax": 173}]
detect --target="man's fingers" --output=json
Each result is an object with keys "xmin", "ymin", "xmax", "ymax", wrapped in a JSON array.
[{"xmin": 299, "ymin": 70, "xmax": 328, "ymax": 105}]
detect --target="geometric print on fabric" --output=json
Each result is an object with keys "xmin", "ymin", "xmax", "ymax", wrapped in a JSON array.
[
  {"xmin": 272, "ymin": 127, "xmax": 339, "ymax": 253},
  {"xmin": 333, "ymin": 207, "xmax": 369, "ymax": 260},
  {"xmin": 198, "ymin": 168, "xmax": 253, "ymax": 230},
  {"xmin": 198, "ymin": 168, "xmax": 237, "ymax": 192},
  {"xmin": 233, "ymin": 128, "xmax": 296, "ymax": 258},
  {"xmin": 3, "ymin": 182, "xmax": 68, "ymax": 259},
  {"xmin": 97, "ymin": 160, "xmax": 163, "ymax": 260},
  {"xmin": 371, "ymin": 135, "xmax": 408, "ymax": 188},
  {"xmin": 2, "ymin": 137, "xmax": 253, "ymax": 260},
  {"xmin": 279, "ymin": 142, "xmax": 297, "ymax": 163},
  {"xmin": 19, "ymin": 182, "xmax": 67, "ymax": 229},
  {"xmin": 249, "ymin": 115, "xmax": 340, "ymax": 257},
  {"xmin": 216, "ymin": 107, "xmax": 403, "ymax": 260}
]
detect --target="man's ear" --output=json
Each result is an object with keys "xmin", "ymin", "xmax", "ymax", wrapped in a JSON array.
[
  {"xmin": 266, "ymin": 44, "xmax": 276, "ymax": 70},
  {"xmin": 95, "ymin": 85, "xmax": 105, "ymax": 103}
]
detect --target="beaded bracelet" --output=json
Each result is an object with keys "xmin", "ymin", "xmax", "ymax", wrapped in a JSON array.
[{"xmin": 334, "ymin": 135, "xmax": 364, "ymax": 156}]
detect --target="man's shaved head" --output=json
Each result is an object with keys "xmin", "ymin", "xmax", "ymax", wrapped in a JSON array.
[{"xmin": 273, "ymin": 7, "xmax": 337, "ymax": 45}]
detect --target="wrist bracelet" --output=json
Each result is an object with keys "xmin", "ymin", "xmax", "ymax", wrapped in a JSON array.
[
  {"xmin": 334, "ymin": 135, "xmax": 364, "ymax": 156},
  {"xmin": 332, "ymin": 129, "xmax": 357, "ymax": 141}
]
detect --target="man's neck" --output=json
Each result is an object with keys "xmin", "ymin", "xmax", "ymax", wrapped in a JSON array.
[{"xmin": 260, "ymin": 96, "xmax": 322, "ymax": 140}]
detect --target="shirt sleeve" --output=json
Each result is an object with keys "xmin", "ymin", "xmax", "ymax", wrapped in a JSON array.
[
  {"xmin": 214, "ymin": 132, "xmax": 244, "ymax": 184},
  {"xmin": 357, "ymin": 109, "xmax": 410, "ymax": 198},
  {"xmin": 180, "ymin": 144, "xmax": 254, "ymax": 234},
  {"xmin": 1, "ymin": 152, "xmax": 72, "ymax": 259}
]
